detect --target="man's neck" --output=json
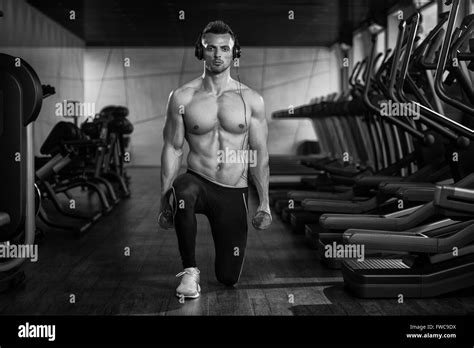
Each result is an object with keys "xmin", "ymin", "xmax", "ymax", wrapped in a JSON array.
[{"xmin": 201, "ymin": 69, "xmax": 232, "ymax": 95}]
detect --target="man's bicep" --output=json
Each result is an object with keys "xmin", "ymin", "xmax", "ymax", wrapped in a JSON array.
[
  {"xmin": 163, "ymin": 92, "xmax": 185, "ymax": 150},
  {"xmin": 249, "ymin": 95, "xmax": 268, "ymax": 149}
]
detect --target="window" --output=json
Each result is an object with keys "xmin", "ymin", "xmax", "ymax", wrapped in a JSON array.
[{"xmin": 418, "ymin": 2, "xmax": 437, "ymax": 42}]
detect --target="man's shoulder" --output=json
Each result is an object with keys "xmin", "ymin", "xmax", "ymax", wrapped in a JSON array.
[
  {"xmin": 171, "ymin": 78, "xmax": 202, "ymax": 103},
  {"xmin": 237, "ymin": 83, "xmax": 264, "ymax": 113},
  {"xmin": 237, "ymin": 83, "xmax": 263, "ymax": 103}
]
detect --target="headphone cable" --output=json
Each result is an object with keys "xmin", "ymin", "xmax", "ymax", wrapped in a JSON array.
[{"xmin": 236, "ymin": 63, "xmax": 249, "ymax": 182}]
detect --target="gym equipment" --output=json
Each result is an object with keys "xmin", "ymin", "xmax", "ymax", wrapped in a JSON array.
[
  {"xmin": 270, "ymin": 0, "xmax": 474, "ymax": 298},
  {"xmin": 36, "ymin": 122, "xmax": 105, "ymax": 237},
  {"xmin": 278, "ymin": 10, "xmax": 468, "ymax": 237},
  {"xmin": 339, "ymin": 0, "xmax": 474, "ymax": 297},
  {"xmin": 36, "ymin": 106, "xmax": 134, "ymax": 237},
  {"xmin": 83, "ymin": 106, "xmax": 133, "ymax": 198},
  {"xmin": 315, "ymin": 11, "xmax": 474, "ymax": 260},
  {"xmin": 0, "ymin": 53, "xmax": 46, "ymax": 291}
]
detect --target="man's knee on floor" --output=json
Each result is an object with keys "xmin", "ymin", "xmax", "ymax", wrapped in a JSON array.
[{"xmin": 216, "ymin": 271, "xmax": 240, "ymax": 287}]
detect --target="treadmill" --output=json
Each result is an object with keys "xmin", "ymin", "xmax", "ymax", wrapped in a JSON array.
[
  {"xmin": 310, "ymin": 6, "xmax": 474, "ymax": 264},
  {"xmin": 341, "ymin": 0, "xmax": 474, "ymax": 298},
  {"xmin": 342, "ymin": 185, "xmax": 474, "ymax": 298},
  {"xmin": 286, "ymin": 14, "xmax": 447, "ymax": 237}
]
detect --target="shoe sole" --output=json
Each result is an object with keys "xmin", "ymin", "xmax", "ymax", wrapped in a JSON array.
[{"xmin": 176, "ymin": 284, "xmax": 201, "ymax": 299}]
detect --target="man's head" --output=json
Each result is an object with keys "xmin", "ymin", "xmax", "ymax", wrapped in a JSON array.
[{"xmin": 195, "ymin": 20, "xmax": 241, "ymax": 73}]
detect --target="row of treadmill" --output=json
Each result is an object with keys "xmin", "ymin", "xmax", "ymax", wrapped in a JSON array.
[
  {"xmin": 0, "ymin": 49, "xmax": 133, "ymax": 292},
  {"xmin": 269, "ymin": 0, "xmax": 474, "ymax": 298}
]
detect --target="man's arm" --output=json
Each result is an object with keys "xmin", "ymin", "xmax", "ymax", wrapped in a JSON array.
[
  {"xmin": 160, "ymin": 90, "xmax": 185, "ymax": 203},
  {"xmin": 248, "ymin": 91, "xmax": 270, "ymax": 214}
]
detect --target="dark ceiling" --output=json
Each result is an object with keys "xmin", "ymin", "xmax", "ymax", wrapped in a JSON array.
[{"xmin": 26, "ymin": 0, "xmax": 413, "ymax": 47}]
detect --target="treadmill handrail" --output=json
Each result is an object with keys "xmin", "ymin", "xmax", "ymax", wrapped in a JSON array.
[
  {"xmin": 363, "ymin": 33, "xmax": 430, "ymax": 143},
  {"xmin": 417, "ymin": 12, "xmax": 450, "ymax": 69},
  {"xmin": 448, "ymin": 20, "xmax": 474, "ymax": 103},
  {"xmin": 388, "ymin": 21, "xmax": 406, "ymax": 103},
  {"xmin": 394, "ymin": 4, "xmax": 474, "ymax": 141},
  {"xmin": 434, "ymin": 0, "xmax": 474, "ymax": 114},
  {"xmin": 344, "ymin": 223, "xmax": 474, "ymax": 254},
  {"xmin": 320, "ymin": 202, "xmax": 436, "ymax": 231},
  {"xmin": 349, "ymin": 61, "xmax": 362, "ymax": 88},
  {"xmin": 434, "ymin": 185, "xmax": 474, "ymax": 214},
  {"xmin": 392, "ymin": 13, "xmax": 465, "ymax": 144}
]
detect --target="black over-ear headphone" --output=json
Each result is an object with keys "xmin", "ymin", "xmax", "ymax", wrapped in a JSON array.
[{"xmin": 195, "ymin": 31, "xmax": 241, "ymax": 60}]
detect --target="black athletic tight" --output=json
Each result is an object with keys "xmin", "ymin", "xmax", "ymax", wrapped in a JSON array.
[{"xmin": 171, "ymin": 170, "xmax": 249, "ymax": 286}]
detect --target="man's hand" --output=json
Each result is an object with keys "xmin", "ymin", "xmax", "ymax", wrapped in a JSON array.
[
  {"xmin": 158, "ymin": 209, "xmax": 174, "ymax": 229},
  {"xmin": 158, "ymin": 190, "xmax": 174, "ymax": 230},
  {"xmin": 252, "ymin": 209, "xmax": 272, "ymax": 230}
]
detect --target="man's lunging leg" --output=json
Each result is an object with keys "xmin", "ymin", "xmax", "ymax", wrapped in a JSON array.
[
  {"xmin": 172, "ymin": 173, "xmax": 208, "ymax": 298},
  {"xmin": 208, "ymin": 189, "xmax": 249, "ymax": 287}
]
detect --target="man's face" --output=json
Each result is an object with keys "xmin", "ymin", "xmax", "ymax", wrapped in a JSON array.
[{"xmin": 201, "ymin": 33, "xmax": 234, "ymax": 74}]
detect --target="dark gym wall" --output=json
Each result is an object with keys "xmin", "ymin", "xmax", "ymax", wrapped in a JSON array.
[
  {"xmin": 0, "ymin": 0, "xmax": 85, "ymax": 155},
  {"xmin": 85, "ymin": 47, "xmax": 340, "ymax": 166}
]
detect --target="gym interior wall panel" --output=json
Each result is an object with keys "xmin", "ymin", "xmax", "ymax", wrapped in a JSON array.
[
  {"xmin": 264, "ymin": 78, "xmax": 317, "ymax": 155},
  {"xmin": 126, "ymin": 74, "xmax": 182, "ymax": 124},
  {"xmin": 267, "ymin": 119, "xmax": 318, "ymax": 155},
  {"xmin": 179, "ymin": 72, "xmax": 204, "ymax": 86},
  {"xmin": 263, "ymin": 77, "xmax": 308, "ymax": 115},
  {"xmin": 236, "ymin": 48, "xmax": 265, "ymax": 67},
  {"xmin": 306, "ymin": 71, "xmax": 334, "ymax": 99},
  {"xmin": 264, "ymin": 46, "xmax": 339, "ymax": 155},
  {"xmin": 267, "ymin": 120, "xmax": 302, "ymax": 152},
  {"xmin": 130, "ymin": 119, "xmax": 165, "ymax": 167},
  {"xmin": 85, "ymin": 48, "xmax": 185, "ymax": 113},
  {"xmin": 0, "ymin": 0, "xmax": 85, "ymax": 155},
  {"xmin": 122, "ymin": 48, "xmax": 188, "ymax": 76},
  {"xmin": 263, "ymin": 62, "xmax": 319, "ymax": 91},
  {"xmin": 131, "ymin": 118, "xmax": 191, "ymax": 167},
  {"xmin": 328, "ymin": 47, "xmax": 341, "ymax": 93},
  {"xmin": 376, "ymin": 30, "xmax": 386, "ymax": 61},
  {"xmin": 84, "ymin": 48, "xmax": 129, "ymax": 81},
  {"xmin": 83, "ymin": 80, "xmax": 102, "ymax": 113},
  {"xmin": 264, "ymin": 47, "xmax": 323, "ymax": 65},
  {"xmin": 50, "ymin": 76, "xmax": 85, "ymax": 105},
  {"xmin": 352, "ymin": 31, "xmax": 365, "ymax": 67},
  {"xmin": 87, "ymin": 79, "xmax": 127, "ymax": 111},
  {"xmin": 180, "ymin": 50, "xmax": 203, "ymax": 84},
  {"xmin": 229, "ymin": 68, "xmax": 265, "ymax": 97}
]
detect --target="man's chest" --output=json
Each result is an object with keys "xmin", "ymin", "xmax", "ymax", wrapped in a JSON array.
[{"xmin": 183, "ymin": 92, "xmax": 249, "ymax": 135}]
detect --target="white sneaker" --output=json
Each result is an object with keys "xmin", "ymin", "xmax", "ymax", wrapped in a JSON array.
[{"xmin": 176, "ymin": 267, "xmax": 201, "ymax": 299}]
